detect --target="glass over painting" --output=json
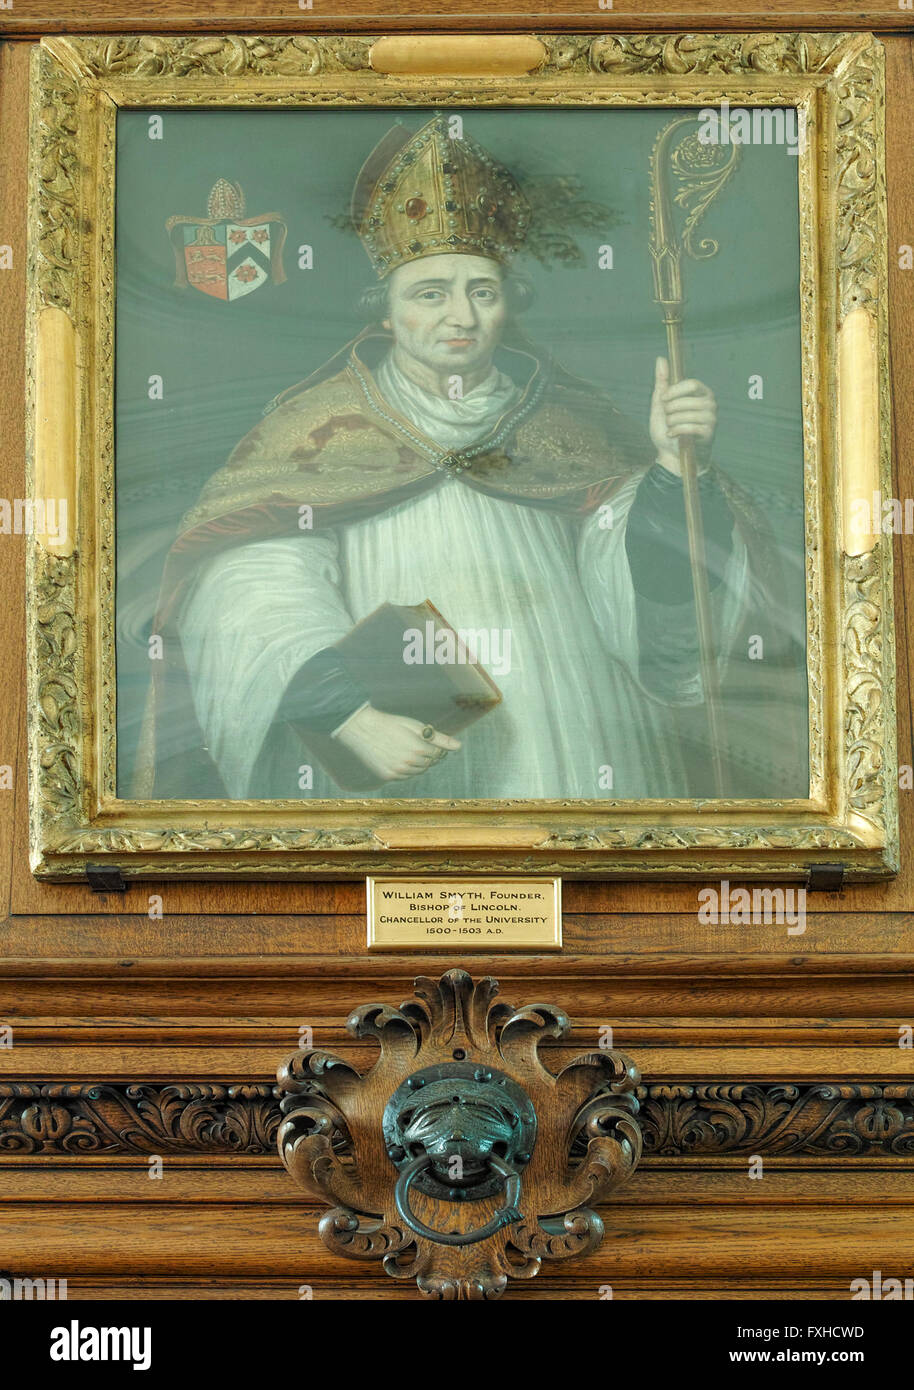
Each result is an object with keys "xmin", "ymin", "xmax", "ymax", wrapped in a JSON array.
[{"xmin": 114, "ymin": 106, "xmax": 809, "ymax": 804}]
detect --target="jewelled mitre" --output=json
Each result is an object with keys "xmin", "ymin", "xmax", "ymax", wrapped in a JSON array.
[{"xmin": 351, "ymin": 114, "xmax": 531, "ymax": 278}]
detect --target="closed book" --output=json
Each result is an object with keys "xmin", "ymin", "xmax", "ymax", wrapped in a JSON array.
[{"xmin": 304, "ymin": 599, "xmax": 502, "ymax": 791}]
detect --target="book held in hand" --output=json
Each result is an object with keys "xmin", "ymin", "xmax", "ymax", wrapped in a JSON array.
[{"xmin": 303, "ymin": 600, "xmax": 502, "ymax": 790}]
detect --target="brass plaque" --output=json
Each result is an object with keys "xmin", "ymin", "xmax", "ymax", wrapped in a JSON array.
[{"xmin": 367, "ymin": 877, "xmax": 562, "ymax": 951}]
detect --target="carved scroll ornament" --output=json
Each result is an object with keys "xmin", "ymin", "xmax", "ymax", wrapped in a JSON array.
[{"xmin": 276, "ymin": 969, "xmax": 642, "ymax": 1300}]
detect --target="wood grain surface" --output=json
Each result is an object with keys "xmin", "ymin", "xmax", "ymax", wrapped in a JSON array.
[
  {"xmin": 1, "ymin": 2, "xmax": 913, "ymax": 36},
  {"xmin": 0, "ymin": 16, "xmax": 913, "ymax": 1300}
]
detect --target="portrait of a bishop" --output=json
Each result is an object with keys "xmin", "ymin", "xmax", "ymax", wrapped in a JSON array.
[{"xmin": 138, "ymin": 115, "xmax": 799, "ymax": 801}]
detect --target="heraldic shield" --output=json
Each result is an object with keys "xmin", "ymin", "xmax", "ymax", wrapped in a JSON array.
[{"xmin": 166, "ymin": 178, "xmax": 287, "ymax": 301}]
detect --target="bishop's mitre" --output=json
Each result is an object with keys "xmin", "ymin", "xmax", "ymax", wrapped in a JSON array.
[{"xmin": 351, "ymin": 114, "xmax": 531, "ymax": 278}]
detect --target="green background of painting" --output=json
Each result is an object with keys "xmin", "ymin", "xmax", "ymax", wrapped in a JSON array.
[{"xmin": 115, "ymin": 107, "xmax": 806, "ymax": 793}]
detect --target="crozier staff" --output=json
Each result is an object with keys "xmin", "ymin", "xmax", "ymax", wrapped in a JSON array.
[{"xmin": 139, "ymin": 115, "xmax": 762, "ymax": 801}]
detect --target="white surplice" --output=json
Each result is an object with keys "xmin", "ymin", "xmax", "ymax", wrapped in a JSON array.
[{"xmin": 176, "ymin": 353, "xmax": 750, "ymax": 798}]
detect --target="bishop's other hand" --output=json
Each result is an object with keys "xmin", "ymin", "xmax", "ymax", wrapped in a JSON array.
[
  {"xmin": 333, "ymin": 706, "xmax": 461, "ymax": 782},
  {"xmin": 649, "ymin": 356, "xmax": 717, "ymax": 476}
]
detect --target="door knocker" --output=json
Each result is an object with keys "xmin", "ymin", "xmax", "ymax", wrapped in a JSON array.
[
  {"xmin": 277, "ymin": 969, "xmax": 642, "ymax": 1300},
  {"xmin": 383, "ymin": 1061, "xmax": 537, "ymax": 1246}
]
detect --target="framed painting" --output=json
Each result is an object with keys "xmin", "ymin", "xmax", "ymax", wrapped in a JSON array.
[{"xmin": 25, "ymin": 31, "xmax": 896, "ymax": 880}]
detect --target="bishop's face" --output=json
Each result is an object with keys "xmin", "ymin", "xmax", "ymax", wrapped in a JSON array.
[{"xmin": 383, "ymin": 253, "xmax": 507, "ymax": 386}]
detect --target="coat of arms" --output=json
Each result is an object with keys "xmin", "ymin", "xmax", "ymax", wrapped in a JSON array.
[{"xmin": 166, "ymin": 179, "xmax": 287, "ymax": 302}]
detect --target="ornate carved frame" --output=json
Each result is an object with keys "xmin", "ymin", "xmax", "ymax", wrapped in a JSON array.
[{"xmin": 26, "ymin": 32, "xmax": 896, "ymax": 880}]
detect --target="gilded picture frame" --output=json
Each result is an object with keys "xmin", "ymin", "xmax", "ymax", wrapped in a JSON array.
[{"xmin": 25, "ymin": 31, "xmax": 896, "ymax": 881}]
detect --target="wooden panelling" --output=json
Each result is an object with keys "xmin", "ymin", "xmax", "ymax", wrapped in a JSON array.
[
  {"xmin": 0, "ymin": 1199, "xmax": 908, "ymax": 1283},
  {"xmin": 1, "ymin": 2, "xmax": 913, "ymax": 36},
  {"xmin": 0, "ymin": 14, "xmax": 913, "ymax": 1301}
]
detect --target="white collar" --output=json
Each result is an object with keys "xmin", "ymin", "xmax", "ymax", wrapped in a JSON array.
[{"xmin": 376, "ymin": 351, "xmax": 522, "ymax": 452}]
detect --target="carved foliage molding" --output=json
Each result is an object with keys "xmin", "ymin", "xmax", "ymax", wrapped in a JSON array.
[
  {"xmin": 49, "ymin": 31, "xmax": 862, "ymax": 83},
  {"xmin": 2, "ymin": 1079, "xmax": 913, "ymax": 1159},
  {"xmin": 1, "ymin": 1073, "xmax": 911, "ymax": 1162},
  {"xmin": 73, "ymin": 34, "xmax": 374, "ymax": 79},
  {"xmin": 27, "ymin": 46, "xmax": 83, "ymax": 858},
  {"xmin": 0, "ymin": 1082, "xmax": 281, "ymax": 1156}
]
